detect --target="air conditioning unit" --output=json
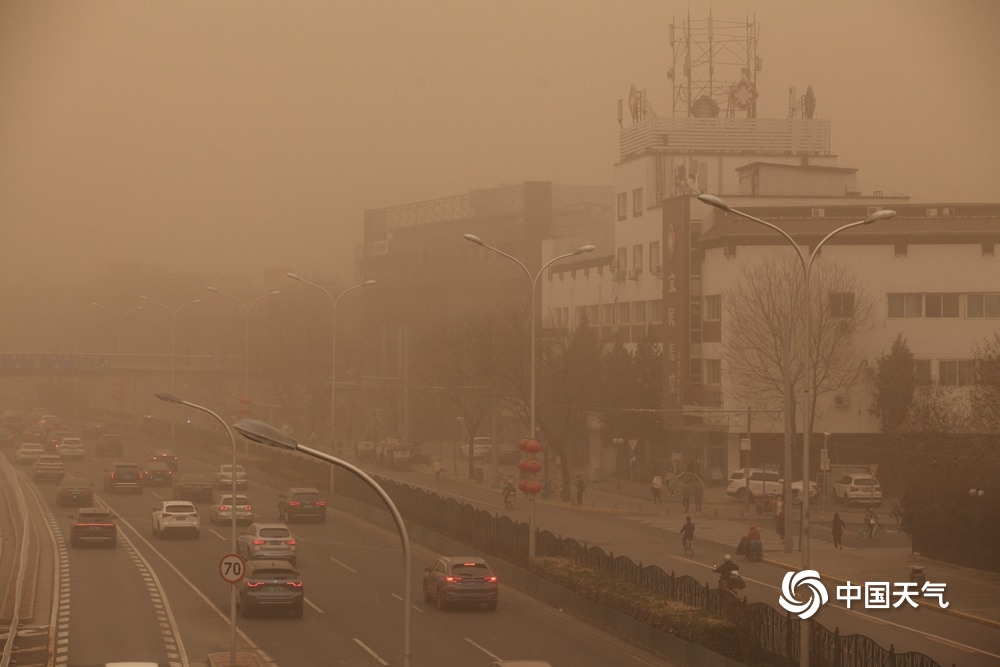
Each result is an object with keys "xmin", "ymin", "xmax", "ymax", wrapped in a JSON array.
[
  {"xmin": 723, "ymin": 244, "xmax": 737, "ymax": 259},
  {"xmin": 834, "ymin": 394, "xmax": 850, "ymax": 408}
]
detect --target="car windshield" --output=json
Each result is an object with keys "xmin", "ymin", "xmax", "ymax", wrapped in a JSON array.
[
  {"xmin": 259, "ymin": 528, "xmax": 290, "ymax": 538},
  {"xmin": 220, "ymin": 496, "xmax": 249, "ymax": 504},
  {"xmin": 78, "ymin": 513, "xmax": 112, "ymax": 523},
  {"xmin": 292, "ymin": 492, "xmax": 321, "ymax": 502},
  {"xmin": 855, "ymin": 478, "xmax": 877, "ymax": 486},
  {"xmin": 452, "ymin": 563, "xmax": 492, "ymax": 577},
  {"xmin": 253, "ymin": 569, "xmax": 296, "ymax": 580},
  {"xmin": 165, "ymin": 504, "xmax": 194, "ymax": 513}
]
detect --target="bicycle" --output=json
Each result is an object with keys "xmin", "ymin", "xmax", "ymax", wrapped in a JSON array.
[
  {"xmin": 682, "ymin": 538, "xmax": 695, "ymax": 556},
  {"xmin": 858, "ymin": 523, "xmax": 886, "ymax": 542}
]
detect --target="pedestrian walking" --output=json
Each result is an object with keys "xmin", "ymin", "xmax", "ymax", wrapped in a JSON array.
[
  {"xmin": 650, "ymin": 474, "xmax": 663, "ymax": 504},
  {"xmin": 681, "ymin": 484, "xmax": 692, "ymax": 513},
  {"xmin": 680, "ymin": 515, "xmax": 695, "ymax": 555},
  {"xmin": 433, "ymin": 458, "xmax": 444, "ymax": 483},
  {"xmin": 831, "ymin": 512, "xmax": 845, "ymax": 550},
  {"xmin": 775, "ymin": 506, "xmax": 786, "ymax": 541},
  {"xmin": 693, "ymin": 481, "xmax": 704, "ymax": 511},
  {"xmin": 575, "ymin": 475, "xmax": 586, "ymax": 506}
]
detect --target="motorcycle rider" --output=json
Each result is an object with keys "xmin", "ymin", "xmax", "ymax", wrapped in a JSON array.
[
  {"xmin": 502, "ymin": 477, "xmax": 517, "ymax": 506},
  {"xmin": 714, "ymin": 554, "xmax": 741, "ymax": 590}
]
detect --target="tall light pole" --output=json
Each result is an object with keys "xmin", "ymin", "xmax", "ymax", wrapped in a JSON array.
[
  {"xmin": 233, "ymin": 418, "xmax": 411, "ymax": 667},
  {"xmin": 462, "ymin": 234, "xmax": 596, "ymax": 558},
  {"xmin": 698, "ymin": 193, "xmax": 895, "ymax": 666},
  {"xmin": 155, "ymin": 392, "xmax": 240, "ymax": 666},
  {"xmin": 286, "ymin": 273, "xmax": 375, "ymax": 451},
  {"xmin": 206, "ymin": 287, "xmax": 280, "ymax": 406},
  {"xmin": 91, "ymin": 302, "xmax": 144, "ymax": 354},
  {"xmin": 141, "ymin": 296, "xmax": 202, "ymax": 446}
]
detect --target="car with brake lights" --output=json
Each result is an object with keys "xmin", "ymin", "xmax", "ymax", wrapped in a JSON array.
[
  {"xmin": 58, "ymin": 437, "xmax": 86, "ymax": 460},
  {"xmin": 237, "ymin": 522, "xmax": 297, "ymax": 565},
  {"xmin": 150, "ymin": 449, "xmax": 180, "ymax": 470},
  {"xmin": 56, "ymin": 478, "xmax": 95, "ymax": 507},
  {"xmin": 277, "ymin": 487, "xmax": 326, "ymax": 523},
  {"xmin": 140, "ymin": 460, "xmax": 174, "ymax": 486},
  {"xmin": 211, "ymin": 463, "xmax": 248, "ymax": 490},
  {"xmin": 69, "ymin": 508, "xmax": 117, "ymax": 547},
  {"xmin": 104, "ymin": 462, "xmax": 143, "ymax": 493},
  {"xmin": 237, "ymin": 559, "xmax": 304, "ymax": 618},
  {"xmin": 210, "ymin": 493, "xmax": 254, "ymax": 525},
  {"xmin": 33, "ymin": 454, "xmax": 66, "ymax": 482},
  {"xmin": 151, "ymin": 500, "xmax": 201, "ymax": 538},
  {"xmin": 422, "ymin": 555, "xmax": 499, "ymax": 611}
]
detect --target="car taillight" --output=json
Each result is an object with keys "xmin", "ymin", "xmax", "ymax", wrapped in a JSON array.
[
  {"xmin": 220, "ymin": 505, "xmax": 231, "ymax": 511},
  {"xmin": 252, "ymin": 539, "xmax": 265, "ymax": 545},
  {"xmin": 285, "ymin": 539, "xmax": 296, "ymax": 545},
  {"xmin": 246, "ymin": 581, "xmax": 266, "ymax": 588},
  {"xmin": 315, "ymin": 501, "xmax": 326, "ymax": 507},
  {"xmin": 485, "ymin": 576, "xmax": 497, "ymax": 583},
  {"xmin": 444, "ymin": 575, "xmax": 463, "ymax": 582},
  {"xmin": 288, "ymin": 501, "xmax": 300, "ymax": 506},
  {"xmin": 244, "ymin": 505, "xmax": 253, "ymax": 511},
  {"xmin": 286, "ymin": 581, "xmax": 303, "ymax": 589}
]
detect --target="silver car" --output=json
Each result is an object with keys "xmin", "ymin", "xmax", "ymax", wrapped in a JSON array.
[
  {"xmin": 210, "ymin": 494, "xmax": 254, "ymax": 525},
  {"xmin": 237, "ymin": 522, "xmax": 297, "ymax": 565}
]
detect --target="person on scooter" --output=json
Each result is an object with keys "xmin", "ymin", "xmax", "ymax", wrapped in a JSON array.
[
  {"xmin": 745, "ymin": 524, "xmax": 763, "ymax": 560},
  {"xmin": 714, "ymin": 554, "xmax": 740, "ymax": 587},
  {"xmin": 502, "ymin": 478, "xmax": 517, "ymax": 507}
]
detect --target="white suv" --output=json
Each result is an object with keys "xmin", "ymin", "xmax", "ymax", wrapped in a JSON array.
[
  {"xmin": 726, "ymin": 468, "xmax": 783, "ymax": 501},
  {"xmin": 151, "ymin": 500, "xmax": 201, "ymax": 538}
]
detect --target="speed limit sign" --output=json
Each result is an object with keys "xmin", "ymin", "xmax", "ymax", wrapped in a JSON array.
[{"xmin": 219, "ymin": 553, "xmax": 246, "ymax": 583}]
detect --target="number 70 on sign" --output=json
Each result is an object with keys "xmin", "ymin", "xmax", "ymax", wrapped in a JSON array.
[{"xmin": 219, "ymin": 553, "xmax": 246, "ymax": 583}]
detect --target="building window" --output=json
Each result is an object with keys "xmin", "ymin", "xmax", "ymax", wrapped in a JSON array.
[
  {"xmin": 617, "ymin": 192, "xmax": 627, "ymax": 221},
  {"xmin": 705, "ymin": 295, "xmax": 722, "ymax": 321},
  {"xmin": 575, "ymin": 306, "xmax": 588, "ymax": 327},
  {"xmin": 649, "ymin": 241, "xmax": 661, "ymax": 275},
  {"xmin": 829, "ymin": 292, "xmax": 855, "ymax": 318},
  {"xmin": 689, "ymin": 358, "xmax": 703, "ymax": 384},
  {"xmin": 632, "ymin": 187, "xmax": 644, "ymax": 217},
  {"xmin": 632, "ymin": 244, "xmax": 643, "ymax": 273},
  {"xmin": 914, "ymin": 360, "xmax": 932, "ymax": 386},
  {"xmin": 616, "ymin": 247, "xmax": 627, "ymax": 272},
  {"xmin": 632, "ymin": 301, "xmax": 647, "ymax": 324},
  {"xmin": 925, "ymin": 293, "xmax": 960, "ymax": 318},
  {"xmin": 705, "ymin": 359, "xmax": 722, "ymax": 384},
  {"xmin": 968, "ymin": 293, "xmax": 1000, "ymax": 318},
  {"xmin": 587, "ymin": 305, "xmax": 600, "ymax": 326},
  {"xmin": 649, "ymin": 300, "xmax": 663, "ymax": 323},
  {"xmin": 603, "ymin": 303, "xmax": 616, "ymax": 327},
  {"xmin": 940, "ymin": 360, "xmax": 976, "ymax": 386},
  {"xmin": 618, "ymin": 302, "xmax": 631, "ymax": 325},
  {"xmin": 887, "ymin": 293, "xmax": 923, "ymax": 318}
]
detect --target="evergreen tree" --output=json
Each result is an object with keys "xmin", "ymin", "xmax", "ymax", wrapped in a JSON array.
[{"xmin": 871, "ymin": 334, "xmax": 915, "ymax": 433}]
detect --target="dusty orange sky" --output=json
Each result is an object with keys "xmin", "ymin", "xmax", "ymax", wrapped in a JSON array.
[{"xmin": 1, "ymin": 0, "xmax": 997, "ymax": 289}]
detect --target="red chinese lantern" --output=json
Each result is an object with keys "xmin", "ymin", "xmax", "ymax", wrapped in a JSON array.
[
  {"xmin": 519, "ymin": 438, "xmax": 542, "ymax": 454},
  {"xmin": 239, "ymin": 396, "xmax": 254, "ymax": 405},
  {"xmin": 517, "ymin": 459, "xmax": 542, "ymax": 474},
  {"xmin": 521, "ymin": 480, "xmax": 542, "ymax": 495}
]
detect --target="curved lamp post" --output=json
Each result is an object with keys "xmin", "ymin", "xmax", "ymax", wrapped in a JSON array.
[
  {"xmin": 155, "ymin": 392, "xmax": 240, "ymax": 666},
  {"xmin": 141, "ymin": 297, "xmax": 201, "ymax": 446},
  {"xmin": 286, "ymin": 273, "xmax": 375, "ymax": 450},
  {"xmin": 91, "ymin": 302, "xmax": 144, "ymax": 354},
  {"xmin": 206, "ymin": 287, "xmax": 280, "ymax": 405},
  {"xmin": 698, "ymin": 193, "xmax": 895, "ymax": 666},
  {"xmin": 462, "ymin": 234, "xmax": 596, "ymax": 558},
  {"xmin": 233, "ymin": 418, "xmax": 411, "ymax": 667}
]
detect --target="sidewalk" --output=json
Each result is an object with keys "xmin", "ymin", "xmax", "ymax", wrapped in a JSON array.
[{"xmin": 417, "ymin": 460, "xmax": 1000, "ymax": 630}]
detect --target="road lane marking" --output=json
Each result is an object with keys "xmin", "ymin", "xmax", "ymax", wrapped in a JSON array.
[
  {"xmin": 305, "ymin": 597, "xmax": 324, "ymax": 613},
  {"xmin": 353, "ymin": 638, "xmax": 388, "ymax": 665},
  {"xmin": 330, "ymin": 556, "xmax": 357, "ymax": 573},
  {"xmin": 390, "ymin": 592, "xmax": 423, "ymax": 612},
  {"xmin": 209, "ymin": 528, "xmax": 227, "ymax": 541},
  {"xmin": 464, "ymin": 637, "xmax": 501, "ymax": 660}
]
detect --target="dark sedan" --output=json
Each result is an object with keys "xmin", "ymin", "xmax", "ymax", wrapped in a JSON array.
[
  {"xmin": 151, "ymin": 449, "xmax": 180, "ymax": 471},
  {"xmin": 422, "ymin": 555, "xmax": 499, "ymax": 611},
  {"xmin": 172, "ymin": 474, "xmax": 214, "ymax": 501},
  {"xmin": 69, "ymin": 508, "xmax": 117, "ymax": 548},
  {"xmin": 140, "ymin": 460, "xmax": 175, "ymax": 486},
  {"xmin": 238, "ymin": 559, "xmax": 304, "ymax": 618},
  {"xmin": 56, "ymin": 478, "xmax": 95, "ymax": 507}
]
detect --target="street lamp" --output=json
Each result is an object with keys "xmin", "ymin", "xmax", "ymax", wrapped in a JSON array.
[
  {"xmin": 155, "ymin": 392, "xmax": 240, "ymax": 666},
  {"xmin": 141, "ymin": 296, "xmax": 202, "ymax": 446},
  {"xmin": 286, "ymin": 273, "xmax": 375, "ymax": 451},
  {"xmin": 698, "ymin": 193, "xmax": 895, "ymax": 666},
  {"xmin": 206, "ymin": 287, "xmax": 280, "ymax": 406},
  {"xmin": 91, "ymin": 302, "xmax": 144, "ymax": 354},
  {"xmin": 233, "ymin": 418, "xmax": 411, "ymax": 667},
  {"xmin": 462, "ymin": 233, "xmax": 596, "ymax": 557}
]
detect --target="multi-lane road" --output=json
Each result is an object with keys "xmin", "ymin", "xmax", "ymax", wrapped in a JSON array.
[{"xmin": 3, "ymin": 431, "xmax": 675, "ymax": 667}]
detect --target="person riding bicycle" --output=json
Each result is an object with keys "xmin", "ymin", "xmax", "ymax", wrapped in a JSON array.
[
  {"xmin": 864, "ymin": 506, "xmax": 879, "ymax": 539},
  {"xmin": 502, "ymin": 477, "xmax": 517, "ymax": 502}
]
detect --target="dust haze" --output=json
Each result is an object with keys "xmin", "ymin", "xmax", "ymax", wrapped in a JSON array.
[{"xmin": 1, "ymin": 0, "xmax": 997, "ymax": 308}]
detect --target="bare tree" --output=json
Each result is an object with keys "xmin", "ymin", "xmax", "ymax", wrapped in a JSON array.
[{"xmin": 722, "ymin": 254, "xmax": 874, "ymax": 434}]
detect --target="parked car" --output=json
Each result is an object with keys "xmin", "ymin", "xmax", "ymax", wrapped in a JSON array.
[
  {"xmin": 151, "ymin": 500, "xmax": 201, "ymax": 538},
  {"xmin": 58, "ymin": 437, "xmax": 86, "ymax": 460},
  {"xmin": 211, "ymin": 464, "xmax": 248, "ymax": 490},
  {"xmin": 423, "ymin": 555, "xmax": 499, "ymax": 611},
  {"xmin": 104, "ymin": 462, "xmax": 143, "ymax": 493},
  {"xmin": 172, "ymin": 474, "xmax": 214, "ymax": 502},
  {"xmin": 56, "ymin": 478, "xmax": 95, "ymax": 507},
  {"xmin": 210, "ymin": 493, "xmax": 254, "ymax": 525},
  {"xmin": 69, "ymin": 507, "xmax": 117, "ymax": 547},
  {"xmin": 96, "ymin": 433, "xmax": 124, "ymax": 457},
  {"xmin": 277, "ymin": 487, "xmax": 326, "ymax": 523},
  {"xmin": 833, "ymin": 474, "xmax": 883, "ymax": 506},
  {"xmin": 375, "ymin": 442, "xmax": 410, "ymax": 469},
  {"xmin": 725, "ymin": 468, "xmax": 783, "ymax": 501},
  {"xmin": 140, "ymin": 460, "xmax": 174, "ymax": 486},
  {"xmin": 16, "ymin": 441, "xmax": 45, "ymax": 464},
  {"xmin": 151, "ymin": 449, "xmax": 180, "ymax": 471},
  {"xmin": 237, "ymin": 559, "xmax": 304, "ymax": 618},
  {"xmin": 237, "ymin": 522, "xmax": 297, "ymax": 565},
  {"xmin": 790, "ymin": 479, "xmax": 820, "ymax": 503},
  {"xmin": 33, "ymin": 454, "xmax": 66, "ymax": 482}
]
